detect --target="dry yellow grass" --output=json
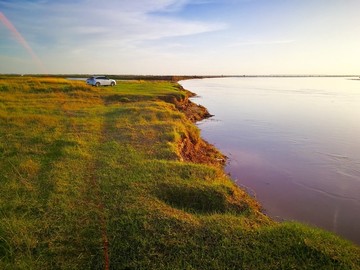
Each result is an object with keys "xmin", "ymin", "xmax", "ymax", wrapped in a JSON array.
[{"xmin": 0, "ymin": 76, "xmax": 359, "ymax": 269}]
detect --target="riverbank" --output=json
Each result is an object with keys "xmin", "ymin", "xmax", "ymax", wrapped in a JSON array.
[
  {"xmin": 0, "ymin": 76, "xmax": 359, "ymax": 269},
  {"xmin": 181, "ymin": 76, "xmax": 360, "ymax": 245}
]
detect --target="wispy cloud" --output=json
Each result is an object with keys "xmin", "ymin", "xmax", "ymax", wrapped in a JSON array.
[
  {"xmin": 228, "ymin": 39, "xmax": 295, "ymax": 47},
  {"xmin": 1, "ymin": 0, "xmax": 226, "ymax": 52},
  {"xmin": 5, "ymin": 0, "xmax": 356, "ymax": 75}
]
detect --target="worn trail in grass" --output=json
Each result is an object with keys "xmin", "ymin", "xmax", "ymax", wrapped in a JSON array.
[{"xmin": 0, "ymin": 77, "xmax": 359, "ymax": 269}]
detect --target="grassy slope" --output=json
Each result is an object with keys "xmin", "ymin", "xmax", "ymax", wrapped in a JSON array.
[{"xmin": 0, "ymin": 77, "xmax": 359, "ymax": 269}]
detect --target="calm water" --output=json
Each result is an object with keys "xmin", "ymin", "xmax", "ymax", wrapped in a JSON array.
[{"xmin": 180, "ymin": 77, "xmax": 360, "ymax": 245}]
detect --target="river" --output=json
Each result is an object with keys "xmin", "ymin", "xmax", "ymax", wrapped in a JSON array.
[{"xmin": 180, "ymin": 77, "xmax": 360, "ymax": 245}]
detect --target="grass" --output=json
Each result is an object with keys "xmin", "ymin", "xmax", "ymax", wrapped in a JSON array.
[{"xmin": 0, "ymin": 76, "xmax": 359, "ymax": 269}]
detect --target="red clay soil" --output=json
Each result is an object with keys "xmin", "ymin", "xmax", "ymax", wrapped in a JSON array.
[{"xmin": 175, "ymin": 91, "xmax": 226, "ymax": 167}]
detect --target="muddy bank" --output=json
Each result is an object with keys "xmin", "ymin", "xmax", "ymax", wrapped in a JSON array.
[
  {"xmin": 171, "ymin": 86, "xmax": 226, "ymax": 166},
  {"xmin": 178, "ymin": 91, "xmax": 213, "ymax": 122}
]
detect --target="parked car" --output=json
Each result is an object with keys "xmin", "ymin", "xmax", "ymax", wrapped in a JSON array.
[{"xmin": 86, "ymin": 76, "xmax": 116, "ymax": 87}]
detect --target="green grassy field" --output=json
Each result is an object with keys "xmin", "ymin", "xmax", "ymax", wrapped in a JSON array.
[{"xmin": 0, "ymin": 76, "xmax": 359, "ymax": 269}]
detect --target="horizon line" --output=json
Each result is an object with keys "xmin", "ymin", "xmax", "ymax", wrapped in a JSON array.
[{"xmin": 1, "ymin": 73, "xmax": 360, "ymax": 78}]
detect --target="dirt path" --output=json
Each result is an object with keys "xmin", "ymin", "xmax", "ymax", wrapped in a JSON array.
[{"xmin": 62, "ymin": 101, "xmax": 110, "ymax": 270}]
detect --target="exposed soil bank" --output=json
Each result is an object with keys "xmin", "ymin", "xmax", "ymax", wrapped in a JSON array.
[
  {"xmin": 177, "ymin": 91, "xmax": 213, "ymax": 122},
  {"xmin": 169, "ymin": 87, "xmax": 226, "ymax": 166}
]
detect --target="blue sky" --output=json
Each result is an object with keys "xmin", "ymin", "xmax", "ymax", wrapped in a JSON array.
[{"xmin": 1, "ymin": 0, "xmax": 360, "ymax": 75}]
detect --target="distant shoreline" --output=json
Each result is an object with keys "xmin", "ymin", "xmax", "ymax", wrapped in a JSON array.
[{"xmin": 1, "ymin": 74, "xmax": 360, "ymax": 82}]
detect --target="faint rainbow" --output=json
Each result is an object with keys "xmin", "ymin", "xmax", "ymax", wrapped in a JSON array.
[{"xmin": 0, "ymin": 11, "xmax": 47, "ymax": 73}]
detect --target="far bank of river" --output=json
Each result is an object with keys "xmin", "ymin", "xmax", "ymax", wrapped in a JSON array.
[{"xmin": 180, "ymin": 77, "xmax": 360, "ymax": 245}]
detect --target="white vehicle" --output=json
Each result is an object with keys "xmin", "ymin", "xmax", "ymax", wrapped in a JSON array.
[{"xmin": 86, "ymin": 76, "xmax": 116, "ymax": 87}]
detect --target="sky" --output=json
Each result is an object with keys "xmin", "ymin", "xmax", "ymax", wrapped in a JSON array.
[{"xmin": 1, "ymin": 0, "xmax": 360, "ymax": 75}]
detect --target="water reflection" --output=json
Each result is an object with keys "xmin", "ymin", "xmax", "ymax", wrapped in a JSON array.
[{"xmin": 180, "ymin": 77, "xmax": 360, "ymax": 245}]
